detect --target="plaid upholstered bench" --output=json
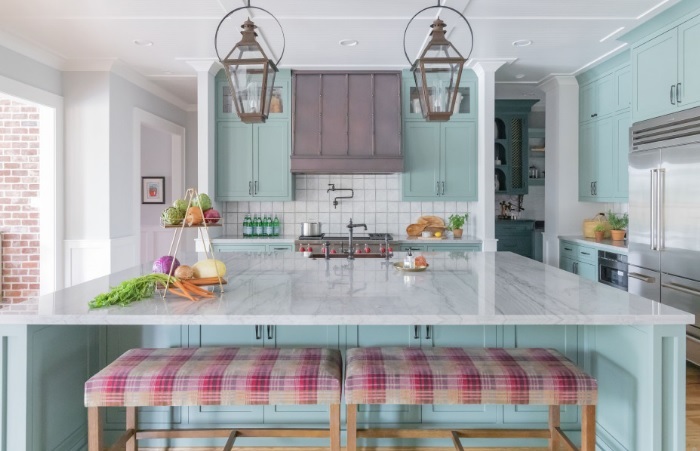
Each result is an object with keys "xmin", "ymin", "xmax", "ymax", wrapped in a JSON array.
[
  {"xmin": 85, "ymin": 347, "xmax": 343, "ymax": 451},
  {"xmin": 344, "ymin": 347, "xmax": 597, "ymax": 451}
]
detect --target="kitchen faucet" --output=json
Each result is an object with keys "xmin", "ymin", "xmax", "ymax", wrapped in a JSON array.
[{"xmin": 346, "ymin": 218, "xmax": 367, "ymax": 260}]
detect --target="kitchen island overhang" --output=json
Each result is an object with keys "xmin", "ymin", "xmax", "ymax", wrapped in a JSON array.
[
  {"xmin": 0, "ymin": 251, "xmax": 692, "ymax": 451},
  {"xmin": 2, "ymin": 251, "xmax": 693, "ymax": 326}
]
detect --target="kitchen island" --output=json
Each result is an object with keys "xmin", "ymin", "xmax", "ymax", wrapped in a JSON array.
[{"xmin": 0, "ymin": 252, "xmax": 692, "ymax": 450}]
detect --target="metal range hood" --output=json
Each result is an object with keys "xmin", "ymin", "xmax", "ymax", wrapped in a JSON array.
[{"xmin": 290, "ymin": 71, "xmax": 403, "ymax": 174}]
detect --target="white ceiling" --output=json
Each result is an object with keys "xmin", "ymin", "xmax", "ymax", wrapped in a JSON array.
[{"xmin": 0, "ymin": 0, "xmax": 678, "ymax": 106}]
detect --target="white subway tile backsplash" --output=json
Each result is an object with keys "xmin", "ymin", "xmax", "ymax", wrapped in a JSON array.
[{"xmin": 223, "ymin": 174, "xmax": 474, "ymax": 237}]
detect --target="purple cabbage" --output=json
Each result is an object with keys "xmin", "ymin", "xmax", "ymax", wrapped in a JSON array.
[{"xmin": 152, "ymin": 256, "xmax": 180, "ymax": 275}]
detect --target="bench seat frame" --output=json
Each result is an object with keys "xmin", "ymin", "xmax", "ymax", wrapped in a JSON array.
[
  {"xmin": 346, "ymin": 404, "xmax": 595, "ymax": 451},
  {"xmin": 88, "ymin": 404, "xmax": 341, "ymax": 451}
]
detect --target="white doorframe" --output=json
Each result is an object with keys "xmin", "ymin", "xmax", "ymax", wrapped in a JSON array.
[
  {"xmin": 0, "ymin": 75, "xmax": 64, "ymax": 293},
  {"xmin": 132, "ymin": 108, "xmax": 186, "ymax": 262}
]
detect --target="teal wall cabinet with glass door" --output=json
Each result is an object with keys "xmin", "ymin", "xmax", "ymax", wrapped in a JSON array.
[
  {"xmin": 402, "ymin": 70, "xmax": 478, "ymax": 201},
  {"xmin": 631, "ymin": 12, "xmax": 700, "ymax": 122},
  {"xmin": 494, "ymin": 100, "xmax": 538, "ymax": 195},
  {"xmin": 215, "ymin": 69, "xmax": 294, "ymax": 201},
  {"xmin": 577, "ymin": 56, "xmax": 630, "ymax": 202}
]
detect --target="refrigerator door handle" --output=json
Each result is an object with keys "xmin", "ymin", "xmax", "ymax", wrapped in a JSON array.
[
  {"xmin": 629, "ymin": 272, "xmax": 656, "ymax": 284},
  {"xmin": 662, "ymin": 282, "xmax": 700, "ymax": 298},
  {"xmin": 658, "ymin": 168, "xmax": 665, "ymax": 250},
  {"xmin": 650, "ymin": 169, "xmax": 657, "ymax": 250}
]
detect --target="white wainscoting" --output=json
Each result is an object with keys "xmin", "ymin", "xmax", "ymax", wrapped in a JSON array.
[
  {"xmin": 64, "ymin": 236, "xmax": 139, "ymax": 286},
  {"xmin": 140, "ymin": 226, "xmax": 176, "ymax": 265}
]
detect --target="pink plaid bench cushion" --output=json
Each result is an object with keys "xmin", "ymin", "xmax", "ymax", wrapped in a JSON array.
[
  {"xmin": 85, "ymin": 347, "xmax": 342, "ymax": 407},
  {"xmin": 345, "ymin": 347, "xmax": 597, "ymax": 406}
]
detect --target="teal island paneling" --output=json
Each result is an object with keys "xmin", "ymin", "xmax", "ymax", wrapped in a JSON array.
[{"xmin": 0, "ymin": 323, "xmax": 686, "ymax": 450}]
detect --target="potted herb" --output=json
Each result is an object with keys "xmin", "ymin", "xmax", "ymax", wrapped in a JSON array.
[
  {"xmin": 447, "ymin": 213, "xmax": 469, "ymax": 239},
  {"xmin": 607, "ymin": 210, "xmax": 628, "ymax": 241},
  {"xmin": 593, "ymin": 223, "xmax": 606, "ymax": 242}
]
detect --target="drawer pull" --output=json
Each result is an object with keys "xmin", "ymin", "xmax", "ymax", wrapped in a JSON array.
[
  {"xmin": 580, "ymin": 251, "xmax": 591, "ymax": 256},
  {"xmin": 629, "ymin": 273, "xmax": 655, "ymax": 284},
  {"xmin": 267, "ymin": 325, "xmax": 274, "ymax": 340},
  {"xmin": 662, "ymin": 282, "xmax": 700, "ymax": 297},
  {"xmin": 564, "ymin": 247, "xmax": 572, "ymax": 251},
  {"xmin": 272, "ymin": 247, "xmax": 289, "ymax": 251},
  {"xmin": 414, "ymin": 325, "xmax": 420, "ymax": 339}
]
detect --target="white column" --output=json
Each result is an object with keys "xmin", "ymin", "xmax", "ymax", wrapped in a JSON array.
[
  {"xmin": 186, "ymin": 61, "xmax": 220, "ymax": 200},
  {"xmin": 471, "ymin": 61, "xmax": 508, "ymax": 252},
  {"xmin": 539, "ymin": 76, "xmax": 600, "ymax": 266}
]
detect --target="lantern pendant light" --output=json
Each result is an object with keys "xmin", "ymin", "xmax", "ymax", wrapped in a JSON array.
[
  {"xmin": 215, "ymin": 3, "xmax": 285, "ymax": 124},
  {"xmin": 404, "ymin": 1, "xmax": 474, "ymax": 122}
]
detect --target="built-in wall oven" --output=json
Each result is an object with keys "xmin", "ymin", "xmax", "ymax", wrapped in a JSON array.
[{"xmin": 598, "ymin": 251, "xmax": 628, "ymax": 291}]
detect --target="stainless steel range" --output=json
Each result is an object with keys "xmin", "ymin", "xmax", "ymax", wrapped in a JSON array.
[{"xmin": 295, "ymin": 233, "xmax": 396, "ymax": 258}]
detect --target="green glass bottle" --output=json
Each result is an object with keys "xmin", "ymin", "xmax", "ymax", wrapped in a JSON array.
[
  {"xmin": 254, "ymin": 215, "xmax": 263, "ymax": 237},
  {"xmin": 243, "ymin": 214, "xmax": 252, "ymax": 237},
  {"xmin": 264, "ymin": 215, "xmax": 273, "ymax": 237},
  {"xmin": 272, "ymin": 215, "xmax": 281, "ymax": 236}
]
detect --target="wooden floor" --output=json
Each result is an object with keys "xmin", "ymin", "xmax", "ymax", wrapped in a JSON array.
[{"xmin": 138, "ymin": 364, "xmax": 700, "ymax": 451}]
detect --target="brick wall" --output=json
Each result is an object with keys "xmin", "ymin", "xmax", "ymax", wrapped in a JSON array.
[{"xmin": 0, "ymin": 97, "xmax": 40, "ymax": 304}]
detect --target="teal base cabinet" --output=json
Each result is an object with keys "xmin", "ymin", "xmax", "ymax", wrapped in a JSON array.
[
  {"xmin": 213, "ymin": 243, "xmax": 293, "ymax": 253},
  {"xmin": 0, "ymin": 323, "xmax": 686, "ymax": 450},
  {"xmin": 559, "ymin": 240, "xmax": 598, "ymax": 281},
  {"xmin": 398, "ymin": 242, "xmax": 482, "ymax": 253},
  {"xmin": 495, "ymin": 220, "xmax": 535, "ymax": 259}
]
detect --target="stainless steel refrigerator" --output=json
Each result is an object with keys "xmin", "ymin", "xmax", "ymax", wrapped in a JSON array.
[{"xmin": 629, "ymin": 106, "xmax": 700, "ymax": 364}]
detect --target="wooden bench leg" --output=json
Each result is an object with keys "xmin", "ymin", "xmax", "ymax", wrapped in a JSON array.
[
  {"xmin": 126, "ymin": 406, "xmax": 138, "ymax": 451},
  {"xmin": 581, "ymin": 405, "xmax": 596, "ymax": 451},
  {"xmin": 330, "ymin": 404, "xmax": 341, "ymax": 451},
  {"xmin": 549, "ymin": 405, "xmax": 560, "ymax": 450},
  {"xmin": 87, "ymin": 407, "xmax": 102, "ymax": 451},
  {"xmin": 346, "ymin": 404, "xmax": 357, "ymax": 451}
]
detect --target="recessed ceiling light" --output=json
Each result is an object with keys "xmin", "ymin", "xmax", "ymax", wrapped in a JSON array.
[
  {"xmin": 133, "ymin": 39, "xmax": 153, "ymax": 47},
  {"xmin": 515, "ymin": 74, "xmax": 526, "ymax": 79},
  {"xmin": 339, "ymin": 39, "xmax": 359, "ymax": 47},
  {"xmin": 512, "ymin": 39, "xmax": 532, "ymax": 47}
]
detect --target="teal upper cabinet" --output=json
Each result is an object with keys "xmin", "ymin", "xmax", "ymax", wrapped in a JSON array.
[
  {"xmin": 215, "ymin": 70, "xmax": 293, "ymax": 202},
  {"xmin": 402, "ymin": 71, "xmax": 477, "ymax": 121},
  {"xmin": 631, "ymin": 13, "xmax": 700, "ymax": 122},
  {"xmin": 216, "ymin": 70, "xmax": 291, "ymax": 121},
  {"xmin": 401, "ymin": 69, "xmax": 478, "ymax": 201},
  {"xmin": 402, "ymin": 121, "xmax": 477, "ymax": 201},
  {"xmin": 494, "ymin": 100, "xmax": 537, "ymax": 195},
  {"xmin": 578, "ymin": 57, "xmax": 630, "ymax": 202}
]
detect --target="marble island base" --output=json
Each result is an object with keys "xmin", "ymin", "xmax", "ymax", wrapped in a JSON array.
[{"xmin": 0, "ymin": 323, "xmax": 685, "ymax": 451}]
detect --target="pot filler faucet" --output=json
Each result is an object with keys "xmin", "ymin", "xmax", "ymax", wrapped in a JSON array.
[{"xmin": 346, "ymin": 218, "xmax": 367, "ymax": 260}]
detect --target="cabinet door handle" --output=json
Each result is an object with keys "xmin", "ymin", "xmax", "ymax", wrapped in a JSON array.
[
  {"xmin": 629, "ymin": 272, "xmax": 655, "ymax": 284},
  {"xmin": 564, "ymin": 247, "xmax": 572, "ymax": 251},
  {"xmin": 573, "ymin": 262, "xmax": 578, "ymax": 274},
  {"xmin": 272, "ymin": 247, "xmax": 289, "ymax": 251},
  {"xmin": 670, "ymin": 84, "xmax": 676, "ymax": 105},
  {"xmin": 425, "ymin": 325, "xmax": 432, "ymax": 340},
  {"xmin": 663, "ymin": 282, "xmax": 700, "ymax": 297},
  {"xmin": 249, "ymin": 181, "xmax": 253, "ymax": 195},
  {"xmin": 414, "ymin": 325, "xmax": 420, "ymax": 339},
  {"xmin": 590, "ymin": 182, "xmax": 594, "ymax": 195},
  {"xmin": 591, "ymin": 113, "xmax": 598, "ymax": 118},
  {"xmin": 255, "ymin": 325, "xmax": 262, "ymax": 340},
  {"xmin": 254, "ymin": 181, "xmax": 258, "ymax": 195},
  {"xmin": 581, "ymin": 251, "xmax": 591, "ymax": 256},
  {"xmin": 436, "ymin": 181, "xmax": 440, "ymax": 196},
  {"xmin": 677, "ymin": 83, "xmax": 682, "ymax": 103},
  {"xmin": 267, "ymin": 325, "xmax": 274, "ymax": 340},
  {"xmin": 441, "ymin": 181, "xmax": 445, "ymax": 195}
]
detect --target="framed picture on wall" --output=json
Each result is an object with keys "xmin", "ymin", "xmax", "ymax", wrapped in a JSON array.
[{"xmin": 142, "ymin": 176, "xmax": 165, "ymax": 204}]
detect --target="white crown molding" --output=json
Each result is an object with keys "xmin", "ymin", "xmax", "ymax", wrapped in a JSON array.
[
  {"xmin": 0, "ymin": 29, "xmax": 66, "ymax": 70},
  {"xmin": 182, "ymin": 59, "xmax": 222, "ymax": 75},
  {"xmin": 62, "ymin": 58, "xmax": 120, "ymax": 72},
  {"xmin": 109, "ymin": 61, "xmax": 191, "ymax": 111}
]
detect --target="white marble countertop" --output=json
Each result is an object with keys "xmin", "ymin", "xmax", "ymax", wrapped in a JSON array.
[
  {"xmin": 212, "ymin": 235, "xmax": 297, "ymax": 244},
  {"xmin": 0, "ymin": 252, "xmax": 691, "ymax": 326},
  {"xmin": 559, "ymin": 235, "xmax": 628, "ymax": 254}
]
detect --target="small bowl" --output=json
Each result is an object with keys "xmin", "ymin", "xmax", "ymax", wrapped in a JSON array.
[
  {"xmin": 421, "ymin": 231, "xmax": 433, "ymax": 238},
  {"xmin": 303, "ymin": 251, "xmax": 313, "ymax": 258}
]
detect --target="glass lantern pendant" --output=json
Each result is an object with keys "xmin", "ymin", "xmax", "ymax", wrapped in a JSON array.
[
  {"xmin": 412, "ymin": 18, "xmax": 466, "ymax": 121},
  {"xmin": 221, "ymin": 19, "xmax": 277, "ymax": 123}
]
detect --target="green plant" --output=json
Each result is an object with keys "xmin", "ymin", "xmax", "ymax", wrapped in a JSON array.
[
  {"xmin": 593, "ymin": 223, "xmax": 606, "ymax": 233},
  {"xmin": 447, "ymin": 213, "xmax": 469, "ymax": 230},
  {"xmin": 607, "ymin": 211, "xmax": 628, "ymax": 230}
]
